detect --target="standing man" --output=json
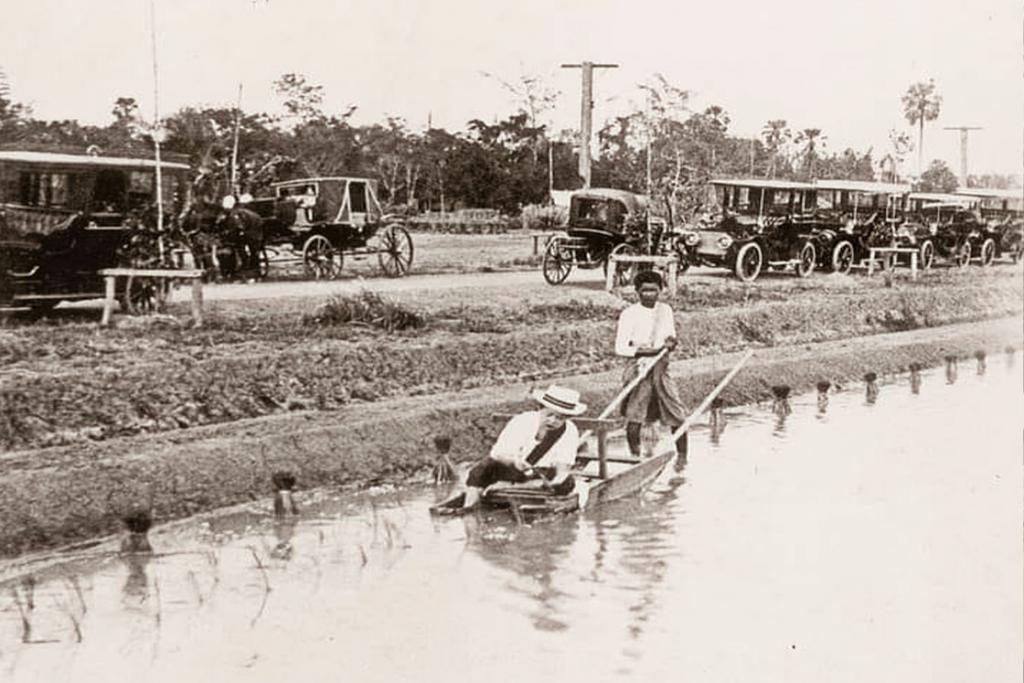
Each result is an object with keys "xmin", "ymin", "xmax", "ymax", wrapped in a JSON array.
[{"xmin": 615, "ymin": 270, "xmax": 689, "ymax": 460}]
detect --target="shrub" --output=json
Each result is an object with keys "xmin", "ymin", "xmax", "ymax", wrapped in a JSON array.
[{"xmin": 305, "ymin": 291, "xmax": 426, "ymax": 332}]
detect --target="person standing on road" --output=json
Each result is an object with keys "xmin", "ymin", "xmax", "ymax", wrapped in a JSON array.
[{"xmin": 614, "ymin": 270, "xmax": 689, "ymax": 460}]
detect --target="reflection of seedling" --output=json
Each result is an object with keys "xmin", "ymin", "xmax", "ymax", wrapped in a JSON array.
[
  {"xmin": 21, "ymin": 575, "xmax": 36, "ymax": 611},
  {"xmin": 432, "ymin": 435, "xmax": 456, "ymax": 484},
  {"xmin": 770, "ymin": 385, "xmax": 791, "ymax": 419},
  {"xmin": 975, "ymin": 350, "xmax": 987, "ymax": 375},
  {"xmin": 864, "ymin": 372, "xmax": 879, "ymax": 404}
]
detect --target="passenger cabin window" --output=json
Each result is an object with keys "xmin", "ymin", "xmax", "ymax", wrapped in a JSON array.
[
  {"xmin": 349, "ymin": 182, "xmax": 367, "ymax": 213},
  {"xmin": 11, "ymin": 171, "xmax": 73, "ymax": 207}
]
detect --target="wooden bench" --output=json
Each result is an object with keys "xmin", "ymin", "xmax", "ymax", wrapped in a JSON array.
[
  {"xmin": 865, "ymin": 247, "xmax": 918, "ymax": 279},
  {"xmin": 97, "ymin": 268, "xmax": 205, "ymax": 327},
  {"xmin": 491, "ymin": 413, "xmax": 624, "ymax": 479},
  {"xmin": 605, "ymin": 254, "xmax": 679, "ymax": 295}
]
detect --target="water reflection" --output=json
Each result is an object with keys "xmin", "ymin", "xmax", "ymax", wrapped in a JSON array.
[
  {"xmin": 975, "ymin": 350, "xmax": 987, "ymax": 376},
  {"xmin": 771, "ymin": 386, "xmax": 792, "ymax": 434},
  {"xmin": 816, "ymin": 381, "xmax": 831, "ymax": 415},
  {"xmin": 466, "ymin": 515, "xmax": 578, "ymax": 632},
  {"xmin": 945, "ymin": 355, "xmax": 959, "ymax": 384},
  {"xmin": 864, "ymin": 372, "xmax": 879, "ymax": 405},
  {"xmin": 909, "ymin": 363, "xmax": 923, "ymax": 395},
  {"xmin": 708, "ymin": 399, "xmax": 727, "ymax": 445},
  {"xmin": 121, "ymin": 553, "xmax": 152, "ymax": 610}
]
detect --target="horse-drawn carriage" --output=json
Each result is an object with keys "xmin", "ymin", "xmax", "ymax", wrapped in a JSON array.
[
  {"xmin": 0, "ymin": 149, "xmax": 191, "ymax": 313},
  {"xmin": 683, "ymin": 179, "xmax": 819, "ymax": 282},
  {"xmin": 541, "ymin": 188, "xmax": 687, "ymax": 285},
  {"xmin": 244, "ymin": 176, "xmax": 413, "ymax": 279}
]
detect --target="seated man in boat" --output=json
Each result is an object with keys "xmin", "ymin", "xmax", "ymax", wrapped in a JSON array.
[
  {"xmin": 453, "ymin": 384, "xmax": 587, "ymax": 509},
  {"xmin": 615, "ymin": 269, "xmax": 688, "ymax": 460}
]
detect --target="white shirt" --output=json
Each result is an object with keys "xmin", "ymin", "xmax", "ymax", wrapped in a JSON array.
[
  {"xmin": 615, "ymin": 302, "xmax": 677, "ymax": 357},
  {"xmin": 489, "ymin": 411, "xmax": 579, "ymax": 468}
]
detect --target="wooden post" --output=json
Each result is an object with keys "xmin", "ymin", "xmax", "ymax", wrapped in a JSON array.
[
  {"xmin": 867, "ymin": 249, "xmax": 876, "ymax": 276},
  {"xmin": 910, "ymin": 250, "xmax": 918, "ymax": 280},
  {"xmin": 597, "ymin": 430, "xmax": 608, "ymax": 479},
  {"xmin": 666, "ymin": 260, "xmax": 678, "ymax": 296},
  {"xmin": 190, "ymin": 275, "xmax": 204, "ymax": 327},
  {"xmin": 101, "ymin": 274, "xmax": 116, "ymax": 327},
  {"xmin": 605, "ymin": 255, "xmax": 617, "ymax": 292}
]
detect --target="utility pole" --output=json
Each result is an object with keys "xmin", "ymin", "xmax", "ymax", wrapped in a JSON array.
[
  {"xmin": 230, "ymin": 82, "xmax": 243, "ymax": 196},
  {"xmin": 561, "ymin": 61, "xmax": 618, "ymax": 188},
  {"xmin": 943, "ymin": 126, "xmax": 982, "ymax": 187}
]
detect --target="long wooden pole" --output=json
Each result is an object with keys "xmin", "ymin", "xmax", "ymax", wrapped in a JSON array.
[{"xmin": 669, "ymin": 350, "xmax": 754, "ymax": 441}]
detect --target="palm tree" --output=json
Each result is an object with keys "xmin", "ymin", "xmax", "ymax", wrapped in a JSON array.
[
  {"xmin": 795, "ymin": 128, "xmax": 825, "ymax": 179},
  {"xmin": 901, "ymin": 80, "xmax": 942, "ymax": 176},
  {"xmin": 761, "ymin": 119, "xmax": 790, "ymax": 179}
]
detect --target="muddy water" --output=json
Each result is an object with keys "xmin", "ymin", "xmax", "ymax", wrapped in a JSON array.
[{"xmin": 1, "ymin": 362, "xmax": 1021, "ymax": 683}]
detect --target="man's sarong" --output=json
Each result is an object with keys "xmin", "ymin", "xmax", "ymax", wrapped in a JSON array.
[{"xmin": 620, "ymin": 355, "xmax": 687, "ymax": 425}]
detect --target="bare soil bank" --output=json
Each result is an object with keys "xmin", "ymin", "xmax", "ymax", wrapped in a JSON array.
[
  {"xmin": 0, "ymin": 316, "xmax": 1019, "ymax": 558},
  {"xmin": 2, "ymin": 272, "xmax": 1020, "ymax": 452}
]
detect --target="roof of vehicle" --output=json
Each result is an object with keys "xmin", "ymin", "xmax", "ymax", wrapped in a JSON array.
[
  {"xmin": 0, "ymin": 150, "xmax": 190, "ymax": 171},
  {"xmin": 710, "ymin": 178, "xmax": 816, "ymax": 190},
  {"xmin": 272, "ymin": 176, "xmax": 373, "ymax": 187},
  {"xmin": 813, "ymin": 179, "xmax": 911, "ymax": 194},
  {"xmin": 954, "ymin": 187, "xmax": 1023, "ymax": 200},
  {"xmin": 570, "ymin": 187, "xmax": 649, "ymax": 212},
  {"xmin": 908, "ymin": 192, "xmax": 978, "ymax": 206}
]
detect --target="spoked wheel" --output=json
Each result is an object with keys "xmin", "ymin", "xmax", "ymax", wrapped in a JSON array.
[
  {"xmin": 377, "ymin": 224, "xmax": 414, "ymax": 277},
  {"xmin": 303, "ymin": 234, "xmax": 342, "ymax": 279},
  {"xmin": 795, "ymin": 242, "xmax": 816, "ymax": 278},
  {"xmin": 830, "ymin": 241, "xmax": 854, "ymax": 274},
  {"xmin": 673, "ymin": 242, "xmax": 692, "ymax": 275},
  {"xmin": 918, "ymin": 240, "xmax": 935, "ymax": 270},
  {"xmin": 605, "ymin": 243, "xmax": 640, "ymax": 288},
  {"xmin": 979, "ymin": 237, "xmax": 996, "ymax": 267},
  {"xmin": 954, "ymin": 241, "xmax": 971, "ymax": 268},
  {"xmin": 122, "ymin": 275, "xmax": 169, "ymax": 315},
  {"xmin": 542, "ymin": 237, "xmax": 574, "ymax": 285},
  {"xmin": 733, "ymin": 242, "xmax": 763, "ymax": 282}
]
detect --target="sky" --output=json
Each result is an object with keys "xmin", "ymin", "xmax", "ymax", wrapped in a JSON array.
[{"xmin": 0, "ymin": 0, "xmax": 1021, "ymax": 178}]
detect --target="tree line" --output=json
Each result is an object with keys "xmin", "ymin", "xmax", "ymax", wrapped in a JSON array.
[{"xmin": 0, "ymin": 70, "xmax": 1014, "ymax": 219}]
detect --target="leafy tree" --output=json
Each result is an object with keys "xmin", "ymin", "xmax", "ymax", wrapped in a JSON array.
[
  {"xmin": 966, "ymin": 173, "xmax": 1020, "ymax": 190},
  {"xmin": 795, "ymin": 128, "xmax": 826, "ymax": 179},
  {"xmin": 917, "ymin": 159, "xmax": 958, "ymax": 193},
  {"xmin": 902, "ymin": 80, "xmax": 942, "ymax": 175}
]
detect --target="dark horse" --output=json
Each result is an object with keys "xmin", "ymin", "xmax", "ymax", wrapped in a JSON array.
[{"xmin": 180, "ymin": 199, "xmax": 268, "ymax": 281}]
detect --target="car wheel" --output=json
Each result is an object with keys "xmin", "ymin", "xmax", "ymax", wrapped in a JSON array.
[
  {"xmin": 796, "ymin": 241, "xmax": 816, "ymax": 278},
  {"xmin": 830, "ymin": 241, "xmax": 854, "ymax": 274},
  {"xmin": 979, "ymin": 237, "xmax": 996, "ymax": 267},
  {"xmin": 918, "ymin": 240, "xmax": 935, "ymax": 270},
  {"xmin": 733, "ymin": 242, "xmax": 762, "ymax": 282},
  {"xmin": 955, "ymin": 241, "xmax": 971, "ymax": 268}
]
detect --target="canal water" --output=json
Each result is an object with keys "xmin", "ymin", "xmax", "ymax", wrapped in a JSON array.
[{"xmin": 1, "ymin": 361, "xmax": 1021, "ymax": 682}]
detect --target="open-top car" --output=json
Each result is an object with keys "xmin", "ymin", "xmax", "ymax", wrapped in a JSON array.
[
  {"xmin": 0, "ymin": 149, "xmax": 191, "ymax": 312},
  {"xmin": 810, "ymin": 180, "xmax": 910, "ymax": 273},
  {"xmin": 954, "ymin": 187, "xmax": 1023, "ymax": 263},
  {"xmin": 683, "ymin": 178, "xmax": 818, "ymax": 282},
  {"xmin": 541, "ymin": 188, "xmax": 686, "ymax": 285},
  {"xmin": 248, "ymin": 176, "xmax": 413, "ymax": 279}
]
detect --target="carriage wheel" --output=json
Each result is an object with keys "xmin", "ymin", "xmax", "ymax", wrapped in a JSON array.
[
  {"xmin": 542, "ymin": 237, "xmax": 573, "ymax": 285},
  {"xmin": 303, "ymin": 234, "xmax": 342, "ymax": 280},
  {"xmin": 377, "ymin": 225, "xmax": 414, "ymax": 277},
  {"xmin": 979, "ymin": 237, "xmax": 996, "ymax": 267},
  {"xmin": 605, "ymin": 243, "xmax": 640, "ymax": 288},
  {"xmin": 733, "ymin": 242, "xmax": 763, "ymax": 282},
  {"xmin": 830, "ymin": 241, "xmax": 854, "ymax": 274},
  {"xmin": 954, "ymin": 241, "xmax": 971, "ymax": 268},
  {"xmin": 122, "ymin": 275, "xmax": 169, "ymax": 315},
  {"xmin": 795, "ymin": 242, "xmax": 816, "ymax": 278},
  {"xmin": 918, "ymin": 240, "xmax": 935, "ymax": 270}
]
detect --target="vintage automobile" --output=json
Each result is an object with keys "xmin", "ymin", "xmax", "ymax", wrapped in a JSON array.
[
  {"xmin": 541, "ymin": 188, "xmax": 687, "ymax": 286},
  {"xmin": 954, "ymin": 187, "xmax": 1023, "ymax": 263},
  {"xmin": 810, "ymin": 180, "xmax": 911, "ymax": 274},
  {"xmin": 683, "ymin": 179, "xmax": 818, "ymax": 282},
  {"xmin": 248, "ymin": 176, "xmax": 413, "ymax": 279},
  {"xmin": 898, "ymin": 193, "xmax": 988, "ymax": 267},
  {"xmin": 0, "ymin": 149, "xmax": 191, "ymax": 312}
]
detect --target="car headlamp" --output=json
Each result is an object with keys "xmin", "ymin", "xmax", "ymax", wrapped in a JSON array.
[{"xmin": 717, "ymin": 235, "xmax": 733, "ymax": 249}]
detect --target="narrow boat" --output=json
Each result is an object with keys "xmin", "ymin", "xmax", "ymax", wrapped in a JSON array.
[{"xmin": 429, "ymin": 350, "xmax": 753, "ymax": 518}]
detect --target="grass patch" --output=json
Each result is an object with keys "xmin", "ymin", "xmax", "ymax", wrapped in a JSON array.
[{"xmin": 305, "ymin": 291, "xmax": 426, "ymax": 332}]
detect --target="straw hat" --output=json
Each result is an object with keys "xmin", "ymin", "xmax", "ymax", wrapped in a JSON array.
[{"xmin": 531, "ymin": 384, "xmax": 587, "ymax": 416}]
